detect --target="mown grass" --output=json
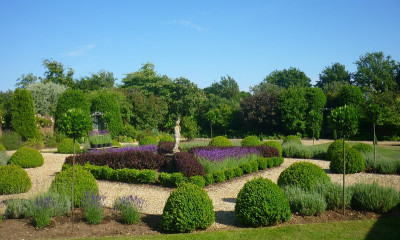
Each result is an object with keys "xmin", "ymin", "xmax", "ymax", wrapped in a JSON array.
[{"xmin": 63, "ymin": 217, "xmax": 400, "ymax": 240}]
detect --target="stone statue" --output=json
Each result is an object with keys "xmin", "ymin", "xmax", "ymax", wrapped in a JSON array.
[{"xmin": 173, "ymin": 117, "xmax": 181, "ymax": 153}]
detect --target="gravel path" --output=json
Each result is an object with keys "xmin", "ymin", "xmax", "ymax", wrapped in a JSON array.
[{"xmin": 1, "ymin": 146, "xmax": 399, "ymax": 229}]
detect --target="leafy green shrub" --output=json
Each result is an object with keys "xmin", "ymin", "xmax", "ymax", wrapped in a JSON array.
[
  {"xmin": 57, "ymin": 138, "xmax": 81, "ymax": 154},
  {"xmin": 158, "ymin": 172, "xmax": 187, "ymax": 187},
  {"xmin": 327, "ymin": 139, "xmax": 350, "ymax": 161},
  {"xmin": 181, "ymin": 116, "xmax": 200, "ymax": 141},
  {"xmin": 138, "ymin": 136, "xmax": 158, "ymax": 146},
  {"xmin": 250, "ymin": 160, "xmax": 258, "ymax": 172},
  {"xmin": 160, "ymin": 183, "xmax": 215, "ymax": 233},
  {"xmin": 330, "ymin": 148, "xmax": 365, "ymax": 173},
  {"xmin": 0, "ymin": 143, "xmax": 5, "ymax": 152},
  {"xmin": 311, "ymin": 182, "xmax": 352, "ymax": 210},
  {"xmin": 82, "ymin": 191, "xmax": 104, "ymax": 224},
  {"xmin": 240, "ymin": 163, "xmax": 253, "ymax": 174},
  {"xmin": 267, "ymin": 158, "xmax": 274, "ymax": 168},
  {"xmin": 112, "ymin": 140, "xmax": 122, "ymax": 148},
  {"xmin": 49, "ymin": 165, "xmax": 98, "ymax": 207},
  {"xmin": 31, "ymin": 197, "xmax": 52, "ymax": 228},
  {"xmin": 257, "ymin": 157, "xmax": 268, "ymax": 170},
  {"xmin": 262, "ymin": 141, "xmax": 282, "ymax": 156},
  {"xmin": 11, "ymin": 89, "xmax": 38, "ymax": 140},
  {"xmin": 282, "ymin": 135, "xmax": 302, "ymax": 145},
  {"xmin": 213, "ymin": 171, "xmax": 226, "ymax": 183},
  {"xmin": 241, "ymin": 136, "xmax": 261, "ymax": 146},
  {"xmin": 235, "ymin": 177, "xmax": 291, "ymax": 227},
  {"xmin": 351, "ymin": 182, "xmax": 400, "ymax": 213},
  {"xmin": 0, "ymin": 165, "xmax": 31, "ymax": 194},
  {"xmin": 8, "ymin": 147, "xmax": 44, "ymax": 168},
  {"xmin": 0, "ymin": 130, "xmax": 23, "ymax": 150},
  {"xmin": 159, "ymin": 134, "xmax": 174, "ymax": 143},
  {"xmin": 352, "ymin": 143, "xmax": 373, "ymax": 153},
  {"xmin": 0, "ymin": 152, "xmax": 10, "ymax": 166},
  {"xmin": 233, "ymin": 167, "xmax": 243, "ymax": 177},
  {"xmin": 278, "ymin": 162, "xmax": 331, "ymax": 190},
  {"xmin": 282, "ymin": 186, "xmax": 327, "ymax": 216},
  {"xmin": 272, "ymin": 157, "xmax": 284, "ymax": 166},
  {"xmin": 189, "ymin": 175, "xmax": 206, "ymax": 188},
  {"xmin": 204, "ymin": 174, "xmax": 214, "ymax": 186},
  {"xmin": 208, "ymin": 136, "xmax": 232, "ymax": 147},
  {"xmin": 224, "ymin": 168, "xmax": 235, "ymax": 180}
]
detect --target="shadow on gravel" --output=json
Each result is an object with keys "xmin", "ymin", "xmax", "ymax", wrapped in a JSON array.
[
  {"xmin": 142, "ymin": 214, "xmax": 162, "ymax": 232},
  {"xmin": 222, "ymin": 198, "xmax": 236, "ymax": 203},
  {"xmin": 215, "ymin": 210, "xmax": 240, "ymax": 226}
]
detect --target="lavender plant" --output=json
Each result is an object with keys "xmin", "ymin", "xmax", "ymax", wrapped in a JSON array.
[
  {"xmin": 32, "ymin": 195, "xmax": 52, "ymax": 228},
  {"xmin": 198, "ymin": 154, "xmax": 260, "ymax": 174},
  {"xmin": 82, "ymin": 191, "xmax": 105, "ymax": 224},
  {"xmin": 114, "ymin": 195, "xmax": 145, "ymax": 224}
]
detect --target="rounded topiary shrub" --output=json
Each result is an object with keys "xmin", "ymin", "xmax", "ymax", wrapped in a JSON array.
[
  {"xmin": 235, "ymin": 177, "xmax": 291, "ymax": 227},
  {"xmin": 327, "ymin": 139, "xmax": 350, "ymax": 161},
  {"xmin": 262, "ymin": 141, "xmax": 283, "ymax": 157},
  {"xmin": 352, "ymin": 143, "xmax": 373, "ymax": 153},
  {"xmin": 0, "ymin": 130, "xmax": 23, "ymax": 150},
  {"xmin": 241, "ymin": 136, "xmax": 261, "ymax": 146},
  {"xmin": 159, "ymin": 134, "xmax": 174, "ymax": 143},
  {"xmin": 139, "ymin": 136, "xmax": 158, "ymax": 146},
  {"xmin": 277, "ymin": 162, "xmax": 331, "ymax": 190},
  {"xmin": 49, "ymin": 165, "xmax": 98, "ymax": 207},
  {"xmin": 160, "ymin": 183, "xmax": 215, "ymax": 233},
  {"xmin": 0, "ymin": 165, "xmax": 31, "ymax": 194},
  {"xmin": 330, "ymin": 148, "xmax": 365, "ymax": 174},
  {"xmin": 208, "ymin": 136, "xmax": 232, "ymax": 147},
  {"xmin": 282, "ymin": 135, "xmax": 302, "ymax": 145},
  {"xmin": 57, "ymin": 138, "xmax": 81, "ymax": 154},
  {"xmin": 8, "ymin": 147, "xmax": 44, "ymax": 168}
]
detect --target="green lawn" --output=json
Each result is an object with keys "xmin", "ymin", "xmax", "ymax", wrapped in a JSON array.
[{"xmin": 63, "ymin": 217, "xmax": 400, "ymax": 240}]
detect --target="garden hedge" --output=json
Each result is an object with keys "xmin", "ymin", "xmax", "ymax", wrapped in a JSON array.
[
  {"xmin": 261, "ymin": 140, "xmax": 282, "ymax": 156},
  {"xmin": 8, "ymin": 147, "xmax": 44, "ymax": 168},
  {"xmin": 173, "ymin": 152, "xmax": 205, "ymax": 178},
  {"xmin": 0, "ymin": 165, "xmax": 31, "ymax": 195},
  {"xmin": 235, "ymin": 177, "xmax": 291, "ymax": 227},
  {"xmin": 160, "ymin": 183, "xmax": 215, "ymax": 233}
]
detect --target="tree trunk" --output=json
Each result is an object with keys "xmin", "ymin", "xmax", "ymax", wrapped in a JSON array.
[
  {"xmin": 210, "ymin": 122, "xmax": 213, "ymax": 139},
  {"xmin": 312, "ymin": 122, "xmax": 315, "ymax": 146},
  {"xmin": 72, "ymin": 139, "xmax": 76, "ymax": 220},
  {"xmin": 173, "ymin": 117, "xmax": 181, "ymax": 153},
  {"xmin": 342, "ymin": 138, "xmax": 346, "ymax": 215},
  {"xmin": 373, "ymin": 123, "xmax": 376, "ymax": 163}
]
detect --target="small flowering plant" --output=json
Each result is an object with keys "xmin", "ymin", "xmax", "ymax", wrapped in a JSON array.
[
  {"xmin": 32, "ymin": 195, "xmax": 53, "ymax": 228},
  {"xmin": 81, "ymin": 191, "xmax": 105, "ymax": 224},
  {"xmin": 114, "ymin": 195, "xmax": 145, "ymax": 224},
  {"xmin": 35, "ymin": 114, "xmax": 54, "ymax": 127},
  {"xmin": 88, "ymin": 130, "xmax": 112, "ymax": 147}
]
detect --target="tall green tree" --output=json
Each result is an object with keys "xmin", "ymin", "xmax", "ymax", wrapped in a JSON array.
[
  {"xmin": 15, "ymin": 73, "xmax": 38, "ymax": 89},
  {"xmin": 26, "ymin": 82, "xmax": 68, "ymax": 116},
  {"xmin": 316, "ymin": 63, "xmax": 351, "ymax": 88},
  {"xmin": 10, "ymin": 89, "xmax": 38, "ymax": 140},
  {"xmin": 0, "ymin": 90, "xmax": 14, "ymax": 129},
  {"xmin": 204, "ymin": 75, "xmax": 240, "ymax": 101},
  {"xmin": 338, "ymin": 85, "xmax": 364, "ymax": 107},
  {"xmin": 41, "ymin": 59, "xmax": 75, "ymax": 88},
  {"xmin": 76, "ymin": 70, "xmax": 116, "ymax": 91},
  {"xmin": 353, "ymin": 52, "xmax": 399, "ymax": 93},
  {"xmin": 278, "ymin": 87, "xmax": 308, "ymax": 135},
  {"xmin": 305, "ymin": 88, "xmax": 326, "ymax": 139},
  {"xmin": 261, "ymin": 67, "xmax": 311, "ymax": 88}
]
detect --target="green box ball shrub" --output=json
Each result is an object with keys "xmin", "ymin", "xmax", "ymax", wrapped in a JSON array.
[
  {"xmin": 204, "ymin": 174, "xmax": 214, "ymax": 186},
  {"xmin": 329, "ymin": 148, "xmax": 365, "ymax": 174},
  {"xmin": 8, "ymin": 147, "xmax": 44, "ymax": 168},
  {"xmin": 208, "ymin": 136, "xmax": 232, "ymax": 147},
  {"xmin": 189, "ymin": 175, "xmax": 206, "ymax": 188},
  {"xmin": 159, "ymin": 134, "xmax": 174, "ymax": 143},
  {"xmin": 327, "ymin": 139, "xmax": 350, "ymax": 161},
  {"xmin": 57, "ymin": 138, "xmax": 81, "ymax": 154},
  {"xmin": 160, "ymin": 183, "xmax": 215, "ymax": 233},
  {"xmin": 49, "ymin": 165, "xmax": 98, "ymax": 207},
  {"xmin": 224, "ymin": 168, "xmax": 235, "ymax": 180},
  {"xmin": 0, "ymin": 165, "xmax": 31, "ymax": 195},
  {"xmin": 262, "ymin": 141, "xmax": 282, "ymax": 156},
  {"xmin": 241, "ymin": 136, "xmax": 261, "ymax": 146},
  {"xmin": 235, "ymin": 177, "xmax": 291, "ymax": 227},
  {"xmin": 278, "ymin": 162, "xmax": 331, "ymax": 190},
  {"xmin": 352, "ymin": 143, "xmax": 373, "ymax": 153},
  {"xmin": 233, "ymin": 167, "xmax": 243, "ymax": 177},
  {"xmin": 213, "ymin": 171, "xmax": 226, "ymax": 183},
  {"xmin": 139, "ymin": 136, "xmax": 158, "ymax": 146},
  {"xmin": 282, "ymin": 135, "xmax": 302, "ymax": 145}
]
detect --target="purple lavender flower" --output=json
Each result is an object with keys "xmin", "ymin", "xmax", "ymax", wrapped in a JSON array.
[
  {"xmin": 114, "ymin": 195, "xmax": 146, "ymax": 211},
  {"xmin": 193, "ymin": 147, "xmax": 260, "ymax": 162}
]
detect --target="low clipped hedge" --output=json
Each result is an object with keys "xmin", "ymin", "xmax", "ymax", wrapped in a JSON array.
[
  {"xmin": 189, "ymin": 145, "xmax": 280, "ymax": 158},
  {"xmin": 208, "ymin": 136, "xmax": 232, "ymax": 147},
  {"xmin": 160, "ymin": 183, "xmax": 215, "ymax": 233},
  {"xmin": 330, "ymin": 148, "xmax": 365, "ymax": 174},
  {"xmin": 58, "ymin": 138, "xmax": 81, "ymax": 154},
  {"xmin": 49, "ymin": 165, "xmax": 98, "ymax": 207},
  {"xmin": 235, "ymin": 177, "xmax": 291, "ymax": 227},
  {"xmin": 241, "ymin": 136, "xmax": 261, "ymax": 146},
  {"xmin": 79, "ymin": 163, "xmax": 156, "ymax": 183},
  {"xmin": 173, "ymin": 152, "xmax": 205, "ymax": 178},
  {"xmin": 327, "ymin": 139, "xmax": 349, "ymax": 161},
  {"xmin": 352, "ymin": 143, "xmax": 373, "ymax": 153},
  {"xmin": 159, "ymin": 134, "xmax": 174, "ymax": 143},
  {"xmin": 262, "ymin": 141, "xmax": 282, "ymax": 157},
  {"xmin": 282, "ymin": 135, "xmax": 302, "ymax": 145},
  {"xmin": 158, "ymin": 172, "xmax": 187, "ymax": 187},
  {"xmin": 65, "ymin": 150, "xmax": 167, "ymax": 170},
  {"xmin": 139, "ymin": 136, "xmax": 158, "ymax": 146},
  {"xmin": 278, "ymin": 162, "xmax": 331, "ymax": 190},
  {"xmin": 8, "ymin": 147, "xmax": 44, "ymax": 168},
  {"xmin": 157, "ymin": 141, "xmax": 174, "ymax": 155},
  {"xmin": 0, "ymin": 165, "xmax": 31, "ymax": 194}
]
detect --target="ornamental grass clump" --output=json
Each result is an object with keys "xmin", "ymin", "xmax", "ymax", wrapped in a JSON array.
[
  {"xmin": 311, "ymin": 182, "xmax": 352, "ymax": 210},
  {"xmin": 235, "ymin": 177, "xmax": 291, "ymax": 227},
  {"xmin": 32, "ymin": 195, "xmax": 52, "ymax": 228},
  {"xmin": 9, "ymin": 146, "xmax": 44, "ymax": 168},
  {"xmin": 282, "ymin": 185, "xmax": 327, "ymax": 216},
  {"xmin": 82, "ymin": 191, "xmax": 105, "ymax": 224},
  {"xmin": 278, "ymin": 162, "xmax": 331, "ymax": 190},
  {"xmin": 363, "ymin": 152, "xmax": 400, "ymax": 174},
  {"xmin": 160, "ymin": 183, "xmax": 215, "ymax": 233},
  {"xmin": 114, "ymin": 195, "xmax": 145, "ymax": 224}
]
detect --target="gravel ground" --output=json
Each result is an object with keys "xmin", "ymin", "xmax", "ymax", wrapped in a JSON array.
[{"xmin": 1, "ymin": 141, "xmax": 399, "ymax": 229}]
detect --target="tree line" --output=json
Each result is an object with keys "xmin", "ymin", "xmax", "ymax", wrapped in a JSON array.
[{"xmin": 1, "ymin": 51, "xmax": 399, "ymax": 140}]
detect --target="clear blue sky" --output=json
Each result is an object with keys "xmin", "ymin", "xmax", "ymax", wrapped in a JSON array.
[{"xmin": 1, "ymin": 0, "xmax": 399, "ymax": 92}]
